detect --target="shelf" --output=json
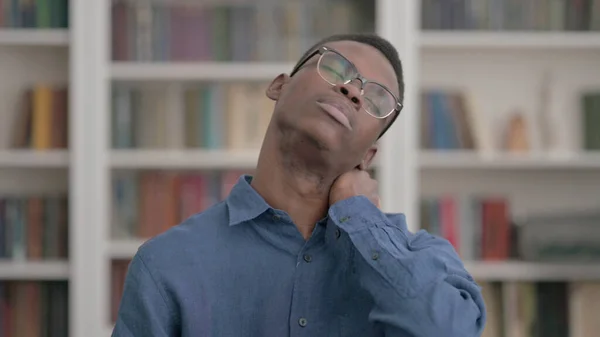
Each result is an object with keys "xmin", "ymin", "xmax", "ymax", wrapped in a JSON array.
[
  {"xmin": 110, "ymin": 149, "xmax": 261, "ymax": 169},
  {"xmin": 0, "ymin": 260, "xmax": 69, "ymax": 280},
  {"xmin": 0, "ymin": 29, "xmax": 69, "ymax": 46},
  {"xmin": 419, "ymin": 151, "xmax": 600, "ymax": 170},
  {"xmin": 0, "ymin": 150, "xmax": 69, "ymax": 168},
  {"xmin": 111, "ymin": 62, "xmax": 295, "ymax": 81},
  {"xmin": 466, "ymin": 261, "xmax": 600, "ymax": 281},
  {"xmin": 110, "ymin": 149, "xmax": 382, "ymax": 170},
  {"xmin": 420, "ymin": 31, "xmax": 600, "ymax": 50},
  {"xmin": 108, "ymin": 239, "xmax": 147, "ymax": 259}
]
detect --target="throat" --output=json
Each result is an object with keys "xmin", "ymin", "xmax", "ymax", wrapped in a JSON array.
[
  {"xmin": 251, "ymin": 124, "xmax": 342, "ymax": 239},
  {"xmin": 252, "ymin": 173, "xmax": 332, "ymax": 240},
  {"xmin": 251, "ymin": 160, "xmax": 335, "ymax": 240}
]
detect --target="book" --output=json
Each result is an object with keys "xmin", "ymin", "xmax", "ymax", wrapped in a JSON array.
[
  {"xmin": 111, "ymin": 0, "xmax": 375, "ymax": 62},
  {"xmin": 421, "ymin": 0, "xmax": 600, "ymax": 31}
]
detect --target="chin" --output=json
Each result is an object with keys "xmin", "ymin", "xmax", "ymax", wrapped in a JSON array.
[
  {"xmin": 300, "ymin": 118, "xmax": 347, "ymax": 152},
  {"xmin": 277, "ymin": 103, "xmax": 353, "ymax": 153}
]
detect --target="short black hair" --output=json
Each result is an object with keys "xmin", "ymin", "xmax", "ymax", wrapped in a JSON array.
[{"xmin": 292, "ymin": 33, "xmax": 404, "ymax": 138}]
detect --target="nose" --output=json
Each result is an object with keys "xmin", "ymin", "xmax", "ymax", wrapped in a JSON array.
[{"xmin": 335, "ymin": 81, "xmax": 363, "ymax": 109}]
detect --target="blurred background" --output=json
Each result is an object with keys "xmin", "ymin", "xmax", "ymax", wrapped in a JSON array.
[{"xmin": 0, "ymin": 0, "xmax": 599, "ymax": 336}]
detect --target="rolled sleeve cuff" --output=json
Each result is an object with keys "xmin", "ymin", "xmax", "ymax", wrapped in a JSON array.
[{"xmin": 328, "ymin": 195, "xmax": 393, "ymax": 233}]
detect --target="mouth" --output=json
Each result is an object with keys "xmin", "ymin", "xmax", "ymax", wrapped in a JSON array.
[{"xmin": 315, "ymin": 101, "xmax": 353, "ymax": 131}]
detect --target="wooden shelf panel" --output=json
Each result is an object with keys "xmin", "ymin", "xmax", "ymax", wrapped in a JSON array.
[
  {"xmin": 111, "ymin": 62, "xmax": 295, "ymax": 81},
  {"xmin": 419, "ymin": 151, "xmax": 600, "ymax": 170},
  {"xmin": 110, "ymin": 149, "xmax": 382, "ymax": 170},
  {"xmin": 108, "ymin": 239, "xmax": 147, "ymax": 259},
  {"xmin": 0, "ymin": 260, "xmax": 69, "ymax": 280},
  {"xmin": 420, "ymin": 31, "xmax": 600, "ymax": 49},
  {"xmin": 0, "ymin": 29, "xmax": 69, "ymax": 46},
  {"xmin": 466, "ymin": 261, "xmax": 600, "ymax": 281},
  {"xmin": 110, "ymin": 149, "xmax": 261, "ymax": 170},
  {"xmin": 0, "ymin": 150, "xmax": 69, "ymax": 168}
]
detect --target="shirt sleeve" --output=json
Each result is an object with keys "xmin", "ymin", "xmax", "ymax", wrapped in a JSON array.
[
  {"xmin": 112, "ymin": 252, "xmax": 179, "ymax": 337},
  {"xmin": 328, "ymin": 195, "xmax": 486, "ymax": 337}
]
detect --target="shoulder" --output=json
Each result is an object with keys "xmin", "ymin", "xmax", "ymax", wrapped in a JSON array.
[{"xmin": 135, "ymin": 201, "xmax": 230, "ymax": 268}]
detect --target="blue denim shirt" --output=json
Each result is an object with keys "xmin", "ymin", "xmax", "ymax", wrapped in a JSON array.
[{"xmin": 112, "ymin": 175, "xmax": 486, "ymax": 337}]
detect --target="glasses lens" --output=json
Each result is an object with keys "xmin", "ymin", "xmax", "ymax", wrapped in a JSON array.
[
  {"xmin": 317, "ymin": 51, "xmax": 356, "ymax": 85},
  {"xmin": 362, "ymin": 82, "xmax": 396, "ymax": 118}
]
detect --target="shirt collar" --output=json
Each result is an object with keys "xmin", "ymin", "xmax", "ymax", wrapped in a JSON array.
[{"xmin": 226, "ymin": 175, "xmax": 271, "ymax": 226}]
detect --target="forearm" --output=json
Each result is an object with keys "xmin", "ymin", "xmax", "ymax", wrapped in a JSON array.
[{"xmin": 329, "ymin": 196, "xmax": 486, "ymax": 337}]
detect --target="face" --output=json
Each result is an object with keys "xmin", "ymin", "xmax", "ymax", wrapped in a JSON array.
[{"xmin": 265, "ymin": 40, "xmax": 399, "ymax": 172}]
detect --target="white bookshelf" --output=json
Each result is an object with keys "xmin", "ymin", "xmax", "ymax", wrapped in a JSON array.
[
  {"xmin": 0, "ymin": 3, "xmax": 73, "ymax": 337},
  {"xmin": 0, "ymin": 0, "xmax": 592, "ymax": 336},
  {"xmin": 418, "ymin": 22, "xmax": 600, "ymax": 223},
  {"xmin": 94, "ymin": 1, "xmax": 416, "ymax": 334},
  {"xmin": 417, "ymin": 10, "xmax": 600, "ymax": 333}
]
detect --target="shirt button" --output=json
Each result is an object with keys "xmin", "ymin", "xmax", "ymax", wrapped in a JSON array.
[
  {"xmin": 272, "ymin": 215, "xmax": 280, "ymax": 221},
  {"xmin": 371, "ymin": 252, "xmax": 380, "ymax": 260},
  {"xmin": 303, "ymin": 254, "xmax": 312, "ymax": 263},
  {"xmin": 334, "ymin": 229, "xmax": 341, "ymax": 239},
  {"xmin": 298, "ymin": 317, "xmax": 308, "ymax": 327}
]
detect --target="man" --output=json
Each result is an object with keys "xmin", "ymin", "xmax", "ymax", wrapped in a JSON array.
[{"xmin": 112, "ymin": 33, "xmax": 486, "ymax": 337}]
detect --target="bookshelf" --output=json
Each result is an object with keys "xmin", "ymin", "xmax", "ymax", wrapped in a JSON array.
[
  {"xmin": 418, "ymin": 0, "xmax": 600, "ymax": 336},
  {"xmin": 67, "ymin": 1, "xmax": 413, "ymax": 336},
  {"xmin": 2, "ymin": 0, "xmax": 598, "ymax": 336},
  {"xmin": 0, "ymin": 0, "xmax": 72, "ymax": 336}
]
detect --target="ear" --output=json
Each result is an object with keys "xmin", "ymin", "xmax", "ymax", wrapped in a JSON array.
[
  {"xmin": 358, "ymin": 144, "xmax": 378, "ymax": 170},
  {"xmin": 266, "ymin": 73, "xmax": 289, "ymax": 101}
]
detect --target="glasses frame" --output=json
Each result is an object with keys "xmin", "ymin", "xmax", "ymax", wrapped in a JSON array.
[{"xmin": 290, "ymin": 46, "xmax": 403, "ymax": 120}]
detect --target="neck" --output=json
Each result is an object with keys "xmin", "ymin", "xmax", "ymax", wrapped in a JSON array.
[{"xmin": 250, "ymin": 132, "xmax": 338, "ymax": 240}]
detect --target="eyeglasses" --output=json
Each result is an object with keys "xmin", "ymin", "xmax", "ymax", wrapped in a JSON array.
[{"xmin": 290, "ymin": 46, "xmax": 403, "ymax": 120}]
